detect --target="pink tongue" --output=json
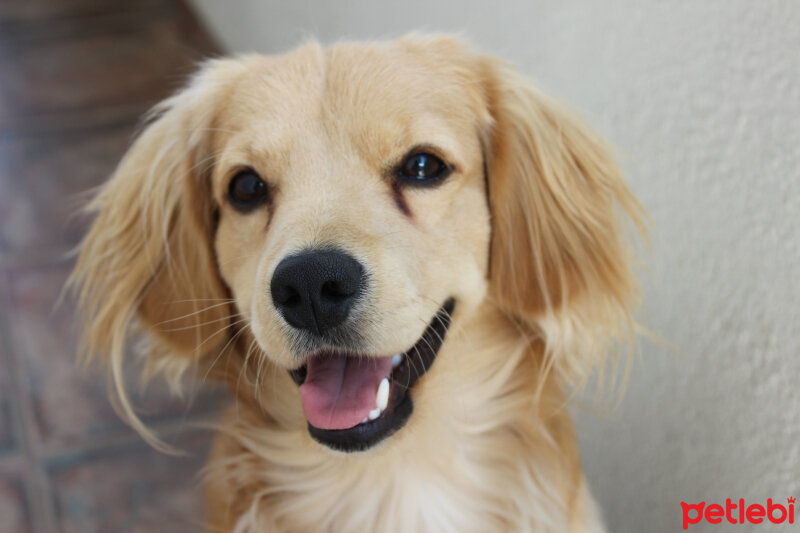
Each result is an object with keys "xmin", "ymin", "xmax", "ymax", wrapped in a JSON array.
[{"xmin": 299, "ymin": 354, "xmax": 393, "ymax": 430}]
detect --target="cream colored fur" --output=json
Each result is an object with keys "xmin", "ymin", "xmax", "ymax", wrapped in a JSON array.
[{"xmin": 69, "ymin": 35, "xmax": 645, "ymax": 532}]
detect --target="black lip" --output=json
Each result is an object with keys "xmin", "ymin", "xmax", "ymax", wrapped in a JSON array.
[{"xmin": 295, "ymin": 298, "xmax": 455, "ymax": 452}]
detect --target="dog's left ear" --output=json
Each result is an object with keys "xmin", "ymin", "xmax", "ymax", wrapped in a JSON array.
[
  {"xmin": 69, "ymin": 58, "xmax": 249, "ymax": 445},
  {"xmin": 480, "ymin": 60, "xmax": 646, "ymax": 390}
]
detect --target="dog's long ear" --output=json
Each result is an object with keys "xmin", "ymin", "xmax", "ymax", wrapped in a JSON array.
[
  {"xmin": 481, "ymin": 62, "xmax": 646, "ymax": 394},
  {"xmin": 69, "ymin": 59, "xmax": 247, "ymax": 446}
]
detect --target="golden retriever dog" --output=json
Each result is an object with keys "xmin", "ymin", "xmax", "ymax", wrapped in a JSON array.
[{"xmin": 70, "ymin": 35, "xmax": 644, "ymax": 532}]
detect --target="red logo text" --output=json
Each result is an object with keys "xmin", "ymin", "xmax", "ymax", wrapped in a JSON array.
[{"xmin": 681, "ymin": 498, "xmax": 796, "ymax": 530}]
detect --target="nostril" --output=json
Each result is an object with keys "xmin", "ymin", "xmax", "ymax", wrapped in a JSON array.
[
  {"xmin": 273, "ymin": 284, "xmax": 302, "ymax": 307},
  {"xmin": 321, "ymin": 279, "xmax": 357, "ymax": 302},
  {"xmin": 320, "ymin": 280, "xmax": 340, "ymax": 301}
]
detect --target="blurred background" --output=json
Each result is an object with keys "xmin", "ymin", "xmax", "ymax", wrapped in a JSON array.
[
  {"xmin": 0, "ymin": 2, "xmax": 223, "ymax": 532},
  {"xmin": 0, "ymin": 1, "xmax": 797, "ymax": 532}
]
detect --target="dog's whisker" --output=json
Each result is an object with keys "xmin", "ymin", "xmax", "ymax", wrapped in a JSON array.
[
  {"xmin": 242, "ymin": 336, "xmax": 260, "ymax": 384},
  {"xmin": 193, "ymin": 317, "xmax": 250, "ymax": 355},
  {"xmin": 199, "ymin": 319, "xmax": 249, "ymax": 385},
  {"xmin": 150, "ymin": 300, "xmax": 237, "ymax": 328},
  {"xmin": 170, "ymin": 297, "xmax": 236, "ymax": 302},
  {"xmin": 253, "ymin": 346, "xmax": 272, "ymax": 405},
  {"xmin": 172, "ymin": 126, "xmax": 242, "ymax": 136},
  {"xmin": 234, "ymin": 336, "xmax": 260, "ymax": 421},
  {"xmin": 404, "ymin": 344, "xmax": 423, "ymax": 389},
  {"xmin": 159, "ymin": 312, "xmax": 242, "ymax": 333},
  {"xmin": 429, "ymin": 314, "xmax": 450, "ymax": 348}
]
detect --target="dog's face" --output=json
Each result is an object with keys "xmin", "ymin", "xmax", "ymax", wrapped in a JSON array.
[
  {"xmin": 210, "ymin": 42, "xmax": 490, "ymax": 448},
  {"xmin": 213, "ymin": 43, "xmax": 490, "ymax": 364},
  {"xmin": 72, "ymin": 36, "xmax": 642, "ymax": 453}
]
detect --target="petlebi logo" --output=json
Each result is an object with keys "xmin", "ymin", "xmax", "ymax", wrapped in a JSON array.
[{"xmin": 681, "ymin": 498, "xmax": 796, "ymax": 530}]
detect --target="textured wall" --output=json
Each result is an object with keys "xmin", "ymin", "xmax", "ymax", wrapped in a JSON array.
[{"xmin": 187, "ymin": 1, "xmax": 800, "ymax": 531}]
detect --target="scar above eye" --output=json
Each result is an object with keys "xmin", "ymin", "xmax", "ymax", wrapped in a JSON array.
[{"xmin": 391, "ymin": 181, "xmax": 413, "ymax": 219}]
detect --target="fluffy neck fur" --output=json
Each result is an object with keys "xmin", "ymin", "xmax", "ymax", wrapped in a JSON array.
[{"xmin": 203, "ymin": 303, "xmax": 603, "ymax": 533}]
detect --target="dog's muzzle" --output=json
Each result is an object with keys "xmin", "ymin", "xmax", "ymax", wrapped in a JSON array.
[{"xmin": 289, "ymin": 298, "xmax": 455, "ymax": 452}]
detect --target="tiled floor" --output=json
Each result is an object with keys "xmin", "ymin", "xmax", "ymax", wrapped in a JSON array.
[{"xmin": 0, "ymin": 2, "xmax": 225, "ymax": 531}]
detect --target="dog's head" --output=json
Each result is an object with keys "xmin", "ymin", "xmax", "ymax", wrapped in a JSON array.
[{"xmin": 71, "ymin": 36, "xmax": 643, "ymax": 452}]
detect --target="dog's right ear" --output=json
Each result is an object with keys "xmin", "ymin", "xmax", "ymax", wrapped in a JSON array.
[
  {"xmin": 69, "ymin": 58, "xmax": 249, "ymax": 446},
  {"xmin": 478, "ymin": 58, "xmax": 647, "ymax": 395}
]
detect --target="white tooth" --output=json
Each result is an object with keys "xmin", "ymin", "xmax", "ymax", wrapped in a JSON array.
[
  {"xmin": 368, "ymin": 408, "xmax": 381, "ymax": 421},
  {"xmin": 392, "ymin": 354, "xmax": 403, "ymax": 368},
  {"xmin": 376, "ymin": 378, "xmax": 390, "ymax": 411},
  {"xmin": 361, "ymin": 417, "xmax": 369, "ymax": 424}
]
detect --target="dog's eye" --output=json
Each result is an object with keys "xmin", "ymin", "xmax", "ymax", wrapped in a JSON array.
[
  {"xmin": 228, "ymin": 170, "xmax": 269, "ymax": 211},
  {"xmin": 397, "ymin": 152, "xmax": 450, "ymax": 186}
]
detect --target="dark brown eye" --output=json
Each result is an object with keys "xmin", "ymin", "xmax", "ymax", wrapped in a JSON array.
[
  {"xmin": 397, "ymin": 152, "xmax": 450, "ymax": 186},
  {"xmin": 228, "ymin": 170, "xmax": 268, "ymax": 211}
]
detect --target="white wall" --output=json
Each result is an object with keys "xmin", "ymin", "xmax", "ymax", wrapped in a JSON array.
[{"xmin": 188, "ymin": 1, "xmax": 800, "ymax": 531}]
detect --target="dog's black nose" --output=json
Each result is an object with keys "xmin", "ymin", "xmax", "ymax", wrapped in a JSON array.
[{"xmin": 270, "ymin": 250, "xmax": 364, "ymax": 335}]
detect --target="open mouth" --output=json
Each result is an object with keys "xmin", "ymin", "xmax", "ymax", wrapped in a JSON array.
[{"xmin": 289, "ymin": 298, "xmax": 455, "ymax": 452}]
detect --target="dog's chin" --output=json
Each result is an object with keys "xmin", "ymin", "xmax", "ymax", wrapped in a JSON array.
[{"xmin": 288, "ymin": 298, "xmax": 455, "ymax": 453}]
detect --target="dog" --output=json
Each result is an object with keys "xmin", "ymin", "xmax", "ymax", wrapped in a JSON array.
[{"xmin": 70, "ymin": 35, "xmax": 644, "ymax": 532}]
